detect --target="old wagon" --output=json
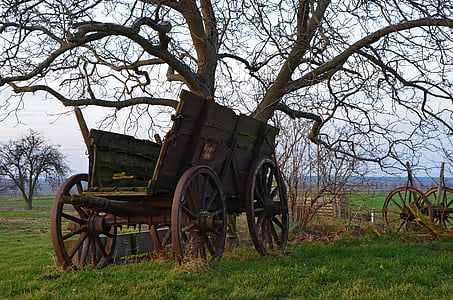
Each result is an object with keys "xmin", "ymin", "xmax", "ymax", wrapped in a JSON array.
[{"xmin": 50, "ymin": 90, "xmax": 289, "ymax": 269}]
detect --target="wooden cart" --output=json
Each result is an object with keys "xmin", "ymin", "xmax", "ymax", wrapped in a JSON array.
[{"xmin": 50, "ymin": 90, "xmax": 289, "ymax": 269}]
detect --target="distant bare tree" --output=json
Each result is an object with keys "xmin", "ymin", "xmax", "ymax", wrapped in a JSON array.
[
  {"xmin": 0, "ymin": 176, "xmax": 14, "ymax": 193},
  {"xmin": 0, "ymin": 130, "xmax": 70, "ymax": 209}
]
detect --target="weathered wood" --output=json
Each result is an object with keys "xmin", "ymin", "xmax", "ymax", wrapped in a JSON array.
[
  {"xmin": 89, "ymin": 130, "xmax": 161, "ymax": 188},
  {"xmin": 151, "ymin": 90, "xmax": 279, "ymax": 202},
  {"xmin": 62, "ymin": 194, "xmax": 161, "ymax": 217},
  {"xmin": 408, "ymin": 202, "xmax": 453, "ymax": 236}
]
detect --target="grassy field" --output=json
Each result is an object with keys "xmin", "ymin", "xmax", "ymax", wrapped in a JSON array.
[{"xmin": 1, "ymin": 196, "xmax": 453, "ymax": 299}]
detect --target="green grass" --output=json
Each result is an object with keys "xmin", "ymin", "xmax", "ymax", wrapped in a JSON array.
[
  {"xmin": 346, "ymin": 192, "xmax": 388, "ymax": 211},
  {"xmin": 2, "ymin": 201, "xmax": 453, "ymax": 299},
  {"xmin": 1, "ymin": 229, "xmax": 453, "ymax": 299},
  {"xmin": 0, "ymin": 196, "xmax": 54, "ymax": 209}
]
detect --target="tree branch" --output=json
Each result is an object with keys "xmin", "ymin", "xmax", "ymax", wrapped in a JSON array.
[{"xmin": 7, "ymin": 83, "xmax": 178, "ymax": 109}]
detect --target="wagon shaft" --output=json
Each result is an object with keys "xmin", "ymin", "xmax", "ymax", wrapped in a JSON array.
[
  {"xmin": 61, "ymin": 194, "xmax": 161, "ymax": 217},
  {"xmin": 408, "ymin": 203, "xmax": 453, "ymax": 236}
]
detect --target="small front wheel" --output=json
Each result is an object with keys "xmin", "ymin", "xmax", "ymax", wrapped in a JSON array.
[
  {"xmin": 171, "ymin": 166, "xmax": 227, "ymax": 264},
  {"xmin": 246, "ymin": 158, "xmax": 289, "ymax": 256},
  {"xmin": 50, "ymin": 174, "xmax": 117, "ymax": 270}
]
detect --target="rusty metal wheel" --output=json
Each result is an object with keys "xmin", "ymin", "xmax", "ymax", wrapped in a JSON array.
[
  {"xmin": 171, "ymin": 166, "xmax": 227, "ymax": 264},
  {"xmin": 382, "ymin": 186, "xmax": 432, "ymax": 233},
  {"xmin": 425, "ymin": 187, "xmax": 453, "ymax": 229},
  {"xmin": 246, "ymin": 158, "xmax": 289, "ymax": 256},
  {"xmin": 51, "ymin": 174, "xmax": 117, "ymax": 270}
]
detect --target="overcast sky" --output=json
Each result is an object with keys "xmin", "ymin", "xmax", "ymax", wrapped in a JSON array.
[{"xmin": 0, "ymin": 92, "xmax": 99, "ymax": 174}]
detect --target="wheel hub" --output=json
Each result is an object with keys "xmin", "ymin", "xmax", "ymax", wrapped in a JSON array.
[
  {"xmin": 87, "ymin": 214, "xmax": 108, "ymax": 235},
  {"xmin": 198, "ymin": 210, "xmax": 222, "ymax": 233}
]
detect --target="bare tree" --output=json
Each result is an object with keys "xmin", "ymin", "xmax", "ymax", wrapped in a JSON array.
[
  {"xmin": 0, "ymin": 176, "xmax": 14, "ymax": 193},
  {"xmin": 275, "ymin": 115, "xmax": 370, "ymax": 228},
  {"xmin": 0, "ymin": 130, "xmax": 70, "ymax": 209},
  {"xmin": 0, "ymin": 1, "xmax": 452, "ymax": 169}
]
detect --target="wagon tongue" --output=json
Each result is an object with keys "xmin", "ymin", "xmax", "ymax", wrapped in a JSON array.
[{"xmin": 60, "ymin": 194, "xmax": 160, "ymax": 217}]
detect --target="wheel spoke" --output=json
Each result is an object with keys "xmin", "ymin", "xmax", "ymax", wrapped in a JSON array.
[
  {"xmin": 389, "ymin": 198, "xmax": 404, "ymax": 210},
  {"xmin": 269, "ymin": 219, "xmax": 281, "ymax": 247},
  {"xmin": 182, "ymin": 205, "xmax": 197, "ymax": 220},
  {"xmin": 205, "ymin": 188, "xmax": 219, "ymax": 210},
  {"xmin": 62, "ymin": 226, "xmax": 87, "ymax": 240},
  {"xmin": 68, "ymin": 231, "xmax": 88, "ymax": 259},
  {"xmin": 61, "ymin": 212, "xmax": 85, "ymax": 224},
  {"xmin": 271, "ymin": 215, "xmax": 284, "ymax": 230},
  {"xmin": 199, "ymin": 175, "xmax": 209, "ymax": 210},
  {"xmin": 254, "ymin": 182, "xmax": 266, "ymax": 205},
  {"xmin": 181, "ymin": 222, "xmax": 197, "ymax": 233},
  {"xmin": 89, "ymin": 238, "xmax": 97, "ymax": 265},
  {"xmin": 270, "ymin": 186, "xmax": 279, "ymax": 199},
  {"xmin": 74, "ymin": 206, "xmax": 88, "ymax": 219},
  {"xmin": 253, "ymin": 207, "xmax": 265, "ymax": 214},
  {"xmin": 266, "ymin": 169, "xmax": 275, "ymax": 196},
  {"xmin": 202, "ymin": 235, "xmax": 216, "ymax": 257},
  {"xmin": 75, "ymin": 181, "xmax": 84, "ymax": 194},
  {"xmin": 254, "ymin": 212, "xmax": 264, "ymax": 228},
  {"xmin": 94, "ymin": 234, "xmax": 107, "ymax": 258}
]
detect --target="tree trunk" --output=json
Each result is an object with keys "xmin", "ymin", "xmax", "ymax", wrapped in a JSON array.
[{"xmin": 25, "ymin": 197, "xmax": 32, "ymax": 210}]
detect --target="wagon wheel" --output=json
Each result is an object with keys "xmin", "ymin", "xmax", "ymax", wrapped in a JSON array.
[
  {"xmin": 51, "ymin": 174, "xmax": 117, "ymax": 270},
  {"xmin": 382, "ymin": 186, "xmax": 432, "ymax": 233},
  {"xmin": 246, "ymin": 158, "xmax": 289, "ymax": 256},
  {"xmin": 171, "ymin": 166, "xmax": 227, "ymax": 264},
  {"xmin": 425, "ymin": 187, "xmax": 453, "ymax": 229}
]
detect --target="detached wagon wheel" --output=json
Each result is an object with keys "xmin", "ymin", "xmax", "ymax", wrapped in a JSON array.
[
  {"xmin": 425, "ymin": 187, "xmax": 453, "ymax": 229},
  {"xmin": 171, "ymin": 166, "xmax": 227, "ymax": 264},
  {"xmin": 51, "ymin": 174, "xmax": 117, "ymax": 270},
  {"xmin": 246, "ymin": 158, "xmax": 289, "ymax": 256},
  {"xmin": 382, "ymin": 187, "xmax": 432, "ymax": 233}
]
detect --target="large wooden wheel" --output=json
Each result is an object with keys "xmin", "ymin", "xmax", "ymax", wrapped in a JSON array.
[
  {"xmin": 382, "ymin": 186, "xmax": 432, "ymax": 233},
  {"xmin": 425, "ymin": 187, "xmax": 453, "ymax": 229},
  {"xmin": 171, "ymin": 166, "xmax": 227, "ymax": 264},
  {"xmin": 51, "ymin": 174, "xmax": 117, "ymax": 270},
  {"xmin": 246, "ymin": 158, "xmax": 289, "ymax": 256}
]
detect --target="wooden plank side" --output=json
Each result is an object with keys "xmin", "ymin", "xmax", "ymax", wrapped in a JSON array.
[
  {"xmin": 88, "ymin": 130, "xmax": 161, "ymax": 188},
  {"xmin": 90, "ymin": 129, "xmax": 161, "ymax": 159},
  {"xmin": 92, "ymin": 150, "xmax": 157, "ymax": 187}
]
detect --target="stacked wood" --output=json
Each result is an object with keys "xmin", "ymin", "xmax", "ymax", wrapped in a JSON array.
[{"xmin": 289, "ymin": 197, "xmax": 347, "ymax": 220}]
